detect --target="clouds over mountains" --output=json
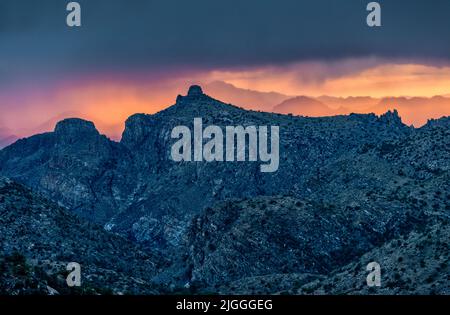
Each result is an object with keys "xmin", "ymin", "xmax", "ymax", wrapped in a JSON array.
[{"xmin": 1, "ymin": 0, "xmax": 450, "ymax": 87}]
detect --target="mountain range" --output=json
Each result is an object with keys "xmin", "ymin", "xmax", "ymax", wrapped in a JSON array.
[
  {"xmin": 0, "ymin": 85, "xmax": 449, "ymax": 294},
  {"xmin": 2, "ymin": 81, "xmax": 449, "ymax": 151},
  {"xmin": 205, "ymin": 81, "xmax": 450, "ymax": 127},
  {"xmin": 2, "ymin": 81, "xmax": 450, "ymax": 150}
]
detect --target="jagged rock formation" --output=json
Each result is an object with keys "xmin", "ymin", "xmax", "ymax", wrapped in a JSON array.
[{"xmin": 0, "ymin": 86, "xmax": 449, "ymax": 294}]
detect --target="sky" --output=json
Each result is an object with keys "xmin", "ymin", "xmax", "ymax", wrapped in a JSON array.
[{"xmin": 1, "ymin": 0, "xmax": 450, "ymax": 140}]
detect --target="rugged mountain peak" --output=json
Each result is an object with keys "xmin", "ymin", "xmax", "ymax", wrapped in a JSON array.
[
  {"xmin": 424, "ymin": 116, "xmax": 450, "ymax": 129},
  {"xmin": 54, "ymin": 118, "xmax": 99, "ymax": 136},
  {"xmin": 378, "ymin": 109, "xmax": 403, "ymax": 126},
  {"xmin": 121, "ymin": 114, "xmax": 154, "ymax": 147},
  {"xmin": 176, "ymin": 85, "xmax": 210, "ymax": 104},
  {"xmin": 187, "ymin": 85, "xmax": 203, "ymax": 96}
]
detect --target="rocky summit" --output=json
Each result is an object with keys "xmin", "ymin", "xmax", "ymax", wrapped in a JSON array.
[{"xmin": 0, "ymin": 86, "xmax": 449, "ymax": 294}]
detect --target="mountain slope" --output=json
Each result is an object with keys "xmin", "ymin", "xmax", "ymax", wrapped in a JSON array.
[
  {"xmin": 0, "ymin": 177, "xmax": 163, "ymax": 295},
  {"xmin": 176, "ymin": 195, "xmax": 427, "ymax": 291},
  {"xmin": 0, "ymin": 127, "xmax": 18, "ymax": 149},
  {"xmin": 0, "ymin": 135, "xmax": 18, "ymax": 150},
  {"xmin": 215, "ymin": 217, "xmax": 450, "ymax": 295},
  {"xmin": 297, "ymin": 217, "xmax": 450, "ymax": 295}
]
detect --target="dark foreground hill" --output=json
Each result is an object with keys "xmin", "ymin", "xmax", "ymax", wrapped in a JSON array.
[
  {"xmin": 0, "ymin": 86, "xmax": 449, "ymax": 294},
  {"xmin": 215, "ymin": 216, "xmax": 450, "ymax": 295},
  {"xmin": 297, "ymin": 217, "xmax": 450, "ymax": 295},
  {"xmin": 0, "ymin": 177, "xmax": 163, "ymax": 295}
]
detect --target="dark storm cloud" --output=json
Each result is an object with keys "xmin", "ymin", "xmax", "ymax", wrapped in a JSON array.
[{"xmin": 1, "ymin": 0, "xmax": 450, "ymax": 80}]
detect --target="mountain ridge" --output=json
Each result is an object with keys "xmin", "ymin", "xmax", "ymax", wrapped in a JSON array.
[{"xmin": 0, "ymin": 86, "xmax": 449, "ymax": 294}]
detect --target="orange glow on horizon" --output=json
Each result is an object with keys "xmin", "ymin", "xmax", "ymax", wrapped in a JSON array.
[
  {"xmin": 1, "ymin": 61, "xmax": 450, "ymax": 141},
  {"xmin": 210, "ymin": 63, "xmax": 450, "ymax": 98}
]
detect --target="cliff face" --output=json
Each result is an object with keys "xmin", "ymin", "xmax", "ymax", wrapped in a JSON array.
[
  {"xmin": 0, "ymin": 118, "xmax": 130, "ymax": 224},
  {"xmin": 0, "ymin": 86, "xmax": 449, "ymax": 294}
]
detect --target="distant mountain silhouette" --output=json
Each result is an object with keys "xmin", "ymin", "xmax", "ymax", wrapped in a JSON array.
[
  {"xmin": 273, "ymin": 95, "xmax": 450, "ymax": 126},
  {"xmin": 204, "ymin": 81, "xmax": 291, "ymax": 112},
  {"xmin": 13, "ymin": 111, "xmax": 124, "ymax": 142},
  {"xmin": 372, "ymin": 96, "xmax": 450, "ymax": 126},
  {"xmin": 272, "ymin": 96, "xmax": 346, "ymax": 116},
  {"xmin": 316, "ymin": 95, "xmax": 378, "ymax": 112}
]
